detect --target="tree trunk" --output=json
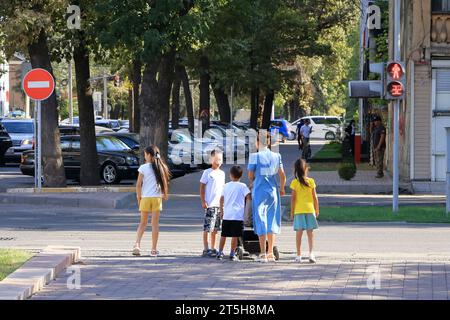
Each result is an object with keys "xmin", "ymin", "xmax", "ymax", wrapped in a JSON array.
[
  {"xmin": 73, "ymin": 31, "xmax": 100, "ymax": 186},
  {"xmin": 212, "ymin": 84, "xmax": 231, "ymax": 124},
  {"xmin": 139, "ymin": 52, "xmax": 175, "ymax": 163},
  {"xmin": 261, "ymin": 90, "xmax": 275, "ymax": 130},
  {"xmin": 27, "ymin": 30, "xmax": 66, "ymax": 187},
  {"xmin": 171, "ymin": 72, "xmax": 181, "ymax": 130},
  {"xmin": 199, "ymin": 55, "xmax": 210, "ymax": 133},
  {"xmin": 283, "ymin": 103, "xmax": 289, "ymax": 121},
  {"xmin": 178, "ymin": 65, "xmax": 194, "ymax": 134},
  {"xmin": 128, "ymin": 88, "xmax": 133, "ymax": 120},
  {"xmin": 131, "ymin": 59, "xmax": 142, "ymax": 133},
  {"xmin": 250, "ymin": 87, "xmax": 260, "ymax": 129}
]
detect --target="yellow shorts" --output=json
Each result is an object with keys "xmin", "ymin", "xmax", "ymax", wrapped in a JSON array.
[{"xmin": 139, "ymin": 197, "xmax": 163, "ymax": 213}]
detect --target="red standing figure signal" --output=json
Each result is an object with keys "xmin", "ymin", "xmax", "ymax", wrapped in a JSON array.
[{"xmin": 386, "ymin": 62, "xmax": 405, "ymax": 99}]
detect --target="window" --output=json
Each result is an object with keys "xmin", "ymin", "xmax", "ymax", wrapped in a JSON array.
[
  {"xmin": 71, "ymin": 140, "xmax": 81, "ymax": 151},
  {"xmin": 311, "ymin": 117, "xmax": 326, "ymax": 125},
  {"xmin": 2, "ymin": 121, "xmax": 34, "ymax": 133},
  {"xmin": 96, "ymin": 136, "xmax": 130, "ymax": 151},
  {"xmin": 60, "ymin": 139, "xmax": 71, "ymax": 152},
  {"xmin": 325, "ymin": 118, "xmax": 342, "ymax": 125},
  {"xmin": 433, "ymin": 0, "xmax": 450, "ymax": 12}
]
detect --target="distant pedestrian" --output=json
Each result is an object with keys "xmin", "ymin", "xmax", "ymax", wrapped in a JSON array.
[
  {"xmin": 345, "ymin": 120, "xmax": 356, "ymax": 155},
  {"xmin": 296, "ymin": 119, "xmax": 305, "ymax": 150},
  {"xmin": 133, "ymin": 145, "xmax": 171, "ymax": 257},
  {"xmin": 200, "ymin": 149, "xmax": 226, "ymax": 257},
  {"xmin": 300, "ymin": 119, "xmax": 312, "ymax": 160},
  {"xmin": 371, "ymin": 116, "xmax": 386, "ymax": 178},
  {"xmin": 217, "ymin": 166, "xmax": 251, "ymax": 261},
  {"xmin": 290, "ymin": 158, "xmax": 319, "ymax": 264},
  {"xmin": 248, "ymin": 132, "xmax": 286, "ymax": 263}
]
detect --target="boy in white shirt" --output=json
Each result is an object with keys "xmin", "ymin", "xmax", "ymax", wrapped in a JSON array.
[
  {"xmin": 200, "ymin": 149, "xmax": 225, "ymax": 257},
  {"xmin": 217, "ymin": 166, "xmax": 251, "ymax": 261}
]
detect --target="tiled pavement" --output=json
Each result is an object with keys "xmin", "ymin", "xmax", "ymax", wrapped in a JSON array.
[{"xmin": 31, "ymin": 254, "xmax": 450, "ymax": 300}]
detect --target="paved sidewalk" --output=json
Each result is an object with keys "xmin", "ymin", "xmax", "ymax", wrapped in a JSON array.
[{"xmin": 31, "ymin": 254, "xmax": 450, "ymax": 300}]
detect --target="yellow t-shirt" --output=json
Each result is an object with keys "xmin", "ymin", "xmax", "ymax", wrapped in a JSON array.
[{"xmin": 290, "ymin": 178, "xmax": 316, "ymax": 215}]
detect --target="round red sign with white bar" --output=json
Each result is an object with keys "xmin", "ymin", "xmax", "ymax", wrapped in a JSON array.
[{"xmin": 22, "ymin": 68, "xmax": 55, "ymax": 101}]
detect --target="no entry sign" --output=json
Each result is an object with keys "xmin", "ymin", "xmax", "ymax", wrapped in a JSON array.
[{"xmin": 22, "ymin": 68, "xmax": 55, "ymax": 101}]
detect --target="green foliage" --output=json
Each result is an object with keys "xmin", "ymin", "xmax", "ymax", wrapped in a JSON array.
[
  {"xmin": 0, "ymin": 249, "xmax": 32, "ymax": 281},
  {"xmin": 338, "ymin": 161, "xmax": 357, "ymax": 180},
  {"xmin": 319, "ymin": 206, "xmax": 450, "ymax": 224}
]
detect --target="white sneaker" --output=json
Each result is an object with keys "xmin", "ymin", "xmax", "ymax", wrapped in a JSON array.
[
  {"xmin": 294, "ymin": 256, "xmax": 302, "ymax": 263},
  {"xmin": 132, "ymin": 245, "xmax": 141, "ymax": 256},
  {"xmin": 256, "ymin": 254, "xmax": 268, "ymax": 263},
  {"xmin": 309, "ymin": 253, "xmax": 317, "ymax": 263}
]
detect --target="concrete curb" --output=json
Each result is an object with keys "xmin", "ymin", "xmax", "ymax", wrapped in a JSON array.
[
  {"xmin": 0, "ymin": 246, "xmax": 81, "ymax": 300},
  {"xmin": 7, "ymin": 187, "xmax": 135, "ymax": 194},
  {"xmin": 0, "ymin": 193, "xmax": 137, "ymax": 209}
]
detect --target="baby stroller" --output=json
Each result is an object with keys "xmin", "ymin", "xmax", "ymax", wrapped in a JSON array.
[{"xmin": 235, "ymin": 199, "xmax": 280, "ymax": 261}]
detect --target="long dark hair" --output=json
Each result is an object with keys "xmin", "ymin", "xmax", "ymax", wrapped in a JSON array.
[
  {"xmin": 144, "ymin": 145, "xmax": 171, "ymax": 198},
  {"xmin": 256, "ymin": 130, "xmax": 272, "ymax": 150},
  {"xmin": 294, "ymin": 158, "xmax": 310, "ymax": 187}
]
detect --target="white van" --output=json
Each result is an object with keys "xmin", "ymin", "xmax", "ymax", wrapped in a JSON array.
[{"xmin": 291, "ymin": 116, "xmax": 342, "ymax": 140}]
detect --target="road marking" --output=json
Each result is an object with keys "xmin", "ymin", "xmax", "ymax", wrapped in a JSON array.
[{"xmin": 27, "ymin": 81, "xmax": 50, "ymax": 89}]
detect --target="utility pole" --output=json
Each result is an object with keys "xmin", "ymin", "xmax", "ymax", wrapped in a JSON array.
[
  {"xmin": 68, "ymin": 60, "xmax": 73, "ymax": 124},
  {"xmin": 230, "ymin": 83, "xmax": 234, "ymax": 128},
  {"xmin": 392, "ymin": 0, "xmax": 401, "ymax": 213},
  {"xmin": 103, "ymin": 73, "xmax": 108, "ymax": 120}
]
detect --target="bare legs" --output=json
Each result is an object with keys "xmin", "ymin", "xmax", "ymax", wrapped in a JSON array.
[
  {"xmin": 135, "ymin": 211, "xmax": 160, "ymax": 251},
  {"xmin": 296, "ymin": 229, "xmax": 314, "ymax": 256},
  {"xmin": 203, "ymin": 230, "xmax": 218, "ymax": 251},
  {"xmin": 219, "ymin": 237, "xmax": 238, "ymax": 254},
  {"xmin": 258, "ymin": 233, "xmax": 276, "ymax": 260},
  {"xmin": 135, "ymin": 211, "xmax": 149, "ymax": 248}
]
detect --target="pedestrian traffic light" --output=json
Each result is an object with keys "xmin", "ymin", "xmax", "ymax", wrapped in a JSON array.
[
  {"xmin": 348, "ymin": 62, "xmax": 385, "ymax": 99},
  {"xmin": 385, "ymin": 61, "xmax": 406, "ymax": 100},
  {"xmin": 114, "ymin": 75, "xmax": 120, "ymax": 87}
]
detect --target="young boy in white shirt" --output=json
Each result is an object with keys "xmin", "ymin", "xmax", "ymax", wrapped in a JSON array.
[
  {"xmin": 217, "ymin": 166, "xmax": 251, "ymax": 261},
  {"xmin": 200, "ymin": 149, "xmax": 225, "ymax": 257}
]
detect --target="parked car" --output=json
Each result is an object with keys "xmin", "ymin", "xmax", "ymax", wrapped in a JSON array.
[
  {"xmin": 95, "ymin": 119, "xmax": 121, "ymax": 132},
  {"xmin": 118, "ymin": 120, "xmax": 129, "ymax": 132},
  {"xmin": 20, "ymin": 135, "xmax": 140, "ymax": 184},
  {"xmin": 0, "ymin": 119, "xmax": 34, "ymax": 163},
  {"xmin": 0, "ymin": 122, "xmax": 13, "ymax": 166},
  {"xmin": 59, "ymin": 124, "xmax": 114, "ymax": 136},
  {"xmin": 269, "ymin": 119, "xmax": 296, "ymax": 143},
  {"xmin": 100, "ymin": 132, "xmax": 190, "ymax": 176},
  {"xmin": 60, "ymin": 116, "xmax": 103, "ymax": 125},
  {"xmin": 292, "ymin": 116, "xmax": 342, "ymax": 140},
  {"xmin": 169, "ymin": 129, "xmax": 221, "ymax": 168}
]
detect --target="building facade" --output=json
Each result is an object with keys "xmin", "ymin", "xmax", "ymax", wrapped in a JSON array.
[{"xmin": 388, "ymin": 0, "xmax": 450, "ymax": 192}]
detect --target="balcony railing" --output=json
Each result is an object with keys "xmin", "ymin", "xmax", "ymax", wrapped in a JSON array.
[{"xmin": 431, "ymin": 14, "xmax": 450, "ymax": 44}]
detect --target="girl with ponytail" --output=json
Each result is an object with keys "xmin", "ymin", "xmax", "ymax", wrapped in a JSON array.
[
  {"xmin": 133, "ymin": 145, "xmax": 171, "ymax": 257},
  {"xmin": 290, "ymin": 158, "xmax": 319, "ymax": 264}
]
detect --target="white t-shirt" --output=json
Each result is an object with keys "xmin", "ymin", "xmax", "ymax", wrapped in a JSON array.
[
  {"xmin": 138, "ymin": 163, "xmax": 162, "ymax": 198},
  {"xmin": 200, "ymin": 168, "xmax": 225, "ymax": 208},
  {"xmin": 300, "ymin": 124, "xmax": 312, "ymax": 139},
  {"xmin": 221, "ymin": 181, "xmax": 251, "ymax": 221}
]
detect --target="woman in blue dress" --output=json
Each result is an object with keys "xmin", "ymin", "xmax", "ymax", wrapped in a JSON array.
[{"xmin": 247, "ymin": 132, "xmax": 286, "ymax": 262}]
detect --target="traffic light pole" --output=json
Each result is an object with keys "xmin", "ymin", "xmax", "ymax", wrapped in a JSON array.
[{"xmin": 393, "ymin": 0, "xmax": 401, "ymax": 213}]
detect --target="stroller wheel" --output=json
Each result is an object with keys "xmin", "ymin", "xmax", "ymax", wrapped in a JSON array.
[
  {"xmin": 235, "ymin": 247, "xmax": 244, "ymax": 260},
  {"xmin": 273, "ymin": 246, "xmax": 280, "ymax": 261}
]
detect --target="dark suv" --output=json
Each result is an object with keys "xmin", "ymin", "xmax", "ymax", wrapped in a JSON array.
[{"xmin": 0, "ymin": 122, "xmax": 13, "ymax": 166}]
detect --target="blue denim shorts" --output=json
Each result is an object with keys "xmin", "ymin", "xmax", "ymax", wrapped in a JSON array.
[{"xmin": 294, "ymin": 214, "xmax": 319, "ymax": 231}]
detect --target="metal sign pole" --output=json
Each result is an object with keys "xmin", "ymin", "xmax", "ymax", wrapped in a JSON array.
[
  {"xmin": 34, "ymin": 102, "xmax": 38, "ymax": 190},
  {"xmin": 392, "ymin": 0, "xmax": 401, "ymax": 213},
  {"xmin": 37, "ymin": 100, "xmax": 42, "ymax": 192},
  {"xmin": 446, "ymin": 127, "xmax": 450, "ymax": 217}
]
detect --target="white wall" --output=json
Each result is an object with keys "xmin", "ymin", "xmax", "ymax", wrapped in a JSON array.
[{"xmin": 0, "ymin": 54, "xmax": 10, "ymax": 117}]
